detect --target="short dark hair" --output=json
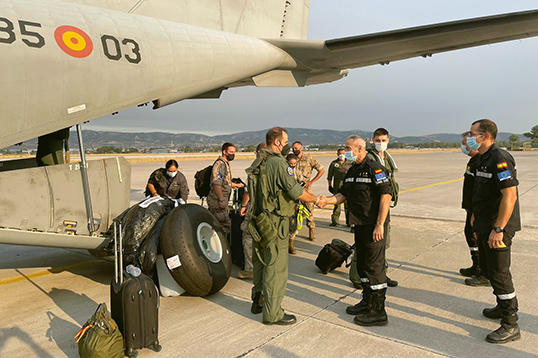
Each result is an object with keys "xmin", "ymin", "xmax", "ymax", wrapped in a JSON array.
[
  {"xmin": 286, "ymin": 153, "xmax": 298, "ymax": 161},
  {"xmin": 165, "ymin": 159, "xmax": 178, "ymax": 169},
  {"xmin": 472, "ymin": 119, "xmax": 498, "ymax": 140},
  {"xmin": 292, "ymin": 141, "xmax": 302, "ymax": 147},
  {"xmin": 337, "ymin": 148, "xmax": 345, "ymax": 154},
  {"xmin": 373, "ymin": 128, "xmax": 389, "ymax": 138},
  {"xmin": 266, "ymin": 127, "xmax": 287, "ymax": 145},
  {"xmin": 256, "ymin": 142, "xmax": 267, "ymax": 152},
  {"xmin": 221, "ymin": 142, "xmax": 235, "ymax": 152}
]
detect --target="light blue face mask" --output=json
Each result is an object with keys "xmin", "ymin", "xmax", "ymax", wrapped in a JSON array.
[
  {"xmin": 461, "ymin": 145, "xmax": 471, "ymax": 155},
  {"xmin": 345, "ymin": 150, "xmax": 357, "ymax": 162},
  {"xmin": 466, "ymin": 136, "xmax": 481, "ymax": 151}
]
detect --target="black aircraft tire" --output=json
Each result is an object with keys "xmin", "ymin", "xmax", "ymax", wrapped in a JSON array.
[{"xmin": 160, "ymin": 204, "xmax": 232, "ymax": 296}]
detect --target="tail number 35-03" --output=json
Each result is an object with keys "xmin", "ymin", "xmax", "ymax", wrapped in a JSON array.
[{"xmin": 0, "ymin": 17, "xmax": 141, "ymax": 64}]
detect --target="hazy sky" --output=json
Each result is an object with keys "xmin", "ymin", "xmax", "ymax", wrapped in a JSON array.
[{"xmin": 86, "ymin": 1, "xmax": 538, "ymax": 137}]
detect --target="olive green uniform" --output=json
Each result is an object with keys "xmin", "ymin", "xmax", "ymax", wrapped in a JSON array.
[
  {"xmin": 36, "ymin": 128, "xmax": 70, "ymax": 166},
  {"xmin": 294, "ymin": 153, "xmax": 323, "ymax": 229},
  {"xmin": 207, "ymin": 157, "xmax": 232, "ymax": 235},
  {"xmin": 144, "ymin": 168, "xmax": 189, "ymax": 201},
  {"xmin": 327, "ymin": 159, "xmax": 352, "ymax": 225},
  {"xmin": 350, "ymin": 148, "xmax": 398, "ymax": 285},
  {"xmin": 240, "ymin": 196, "xmax": 254, "ymax": 272},
  {"xmin": 249, "ymin": 149, "xmax": 303, "ymax": 323}
]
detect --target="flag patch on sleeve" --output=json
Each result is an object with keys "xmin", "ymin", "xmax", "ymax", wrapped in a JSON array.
[
  {"xmin": 375, "ymin": 172, "xmax": 387, "ymax": 181},
  {"xmin": 497, "ymin": 162, "xmax": 508, "ymax": 169},
  {"xmin": 287, "ymin": 167, "xmax": 294, "ymax": 176},
  {"xmin": 497, "ymin": 170, "xmax": 512, "ymax": 181}
]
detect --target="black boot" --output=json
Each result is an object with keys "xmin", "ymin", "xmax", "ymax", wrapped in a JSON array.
[
  {"xmin": 251, "ymin": 292, "xmax": 263, "ymax": 314},
  {"xmin": 486, "ymin": 322, "xmax": 521, "ymax": 343},
  {"xmin": 346, "ymin": 287, "xmax": 371, "ymax": 315},
  {"xmin": 465, "ymin": 275, "xmax": 489, "ymax": 286},
  {"xmin": 483, "ymin": 305, "xmax": 502, "ymax": 320},
  {"xmin": 460, "ymin": 250, "xmax": 480, "ymax": 277},
  {"xmin": 486, "ymin": 298, "xmax": 520, "ymax": 343},
  {"xmin": 353, "ymin": 289, "xmax": 388, "ymax": 326}
]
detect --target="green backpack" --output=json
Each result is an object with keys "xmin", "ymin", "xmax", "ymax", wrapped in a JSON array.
[{"xmin": 75, "ymin": 303, "xmax": 124, "ymax": 358}]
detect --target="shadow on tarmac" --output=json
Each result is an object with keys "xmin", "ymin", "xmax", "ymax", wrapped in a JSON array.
[
  {"xmin": 14, "ymin": 270, "xmax": 100, "ymax": 356},
  {"xmin": 0, "ymin": 327, "xmax": 54, "ymax": 358}
]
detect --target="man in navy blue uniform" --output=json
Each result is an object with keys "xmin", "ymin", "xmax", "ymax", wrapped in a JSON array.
[
  {"xmin": 322, "ymin": 135, "xmax": 392, "ymax": 326},
  {"xmin": 465, "ymin": 119, "xmax": 521, "ymax": 343}
]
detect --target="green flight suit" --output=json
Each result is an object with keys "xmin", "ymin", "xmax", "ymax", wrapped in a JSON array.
[
  {"xmin": 36, "ymin": 128, "xmax": 70, "ymax": 166},
  {"xmin": 327, "ymin": 159, "xmax": 352, "ymax": 225},
  {"xmin": 249, "ymin": 149, "xmax": 303, "ymax": 323}
]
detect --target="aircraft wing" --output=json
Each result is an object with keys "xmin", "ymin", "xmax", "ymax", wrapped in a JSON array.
[{"xmin": 246, "ymin": 9, "xmax": 538, "ymax": 87}]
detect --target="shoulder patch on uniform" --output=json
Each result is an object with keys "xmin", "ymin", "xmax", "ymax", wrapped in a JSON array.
[
  {"xmin": 287, "ymin": 167, "xmax": 294, "ymax": 176},
  {"xmin": 497, "ymin": 170, "xmax": 512, "ymax": 181},
  {"xmin": 497, "ymin": 162, "xmax": 508, "ymax": 169},
  {"xmin": 334, "ymin": 163, "xmax": 340, "ymax": 168},
  {"xmin": 375, "ymin": 171, "xmax": 387, "ymax": 182},
  {"xmin": 217, "ymin": 173, "xmax": 223, "ymax": 179}
]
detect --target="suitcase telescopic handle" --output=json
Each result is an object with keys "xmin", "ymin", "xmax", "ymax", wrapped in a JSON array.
[{"xmin": 113, "ymin": 221, "xmax": 124, "ymax": 285}]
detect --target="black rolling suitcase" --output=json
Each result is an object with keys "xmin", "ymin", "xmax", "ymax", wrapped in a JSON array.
[
  {"xmin": 110, "ymin": 221, "xmax": 162, "ymax": 358},
  {"xmin": 315, "ymin": 239, "xmax": 355, "ymax": 274},
  {"xmin": 229, "ymin": 209, "xmax": 245, "ymax": 268}
]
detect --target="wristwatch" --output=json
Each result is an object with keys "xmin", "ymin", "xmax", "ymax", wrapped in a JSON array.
[{"xmin": 493, "ymin": 226, "xmax": 504, "ymax": 233}]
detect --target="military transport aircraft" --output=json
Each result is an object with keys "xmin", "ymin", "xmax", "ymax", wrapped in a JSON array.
[{"xmin": 1, "ymin": 0, "xmax": 538, "ymax": 296}]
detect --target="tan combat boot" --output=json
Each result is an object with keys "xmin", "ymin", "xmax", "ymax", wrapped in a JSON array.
[
  {"xmin": 309, "ymin": 228, "xmax": 316, "ymax": 241},
  {"xmin": 289, "ymin": 234, "xmax": 297, "ymax": 254}
]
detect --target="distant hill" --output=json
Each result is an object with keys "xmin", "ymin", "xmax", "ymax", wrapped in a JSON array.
[{"xmin": 4, "ymin": 128, "xmax": 524, "ymax": 151}]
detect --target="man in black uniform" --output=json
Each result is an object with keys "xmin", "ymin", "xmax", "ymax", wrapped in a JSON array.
[
  {"xmin": 322, "ymin": 135, "xmax": 392, "ymax": 326},
  {"xmin": 459, "ymin": 137, "xmax": 489, "ymax": 286},
  {"xmin": 466, "ymin": 119, "xmax": 521, "ymax": 343}
]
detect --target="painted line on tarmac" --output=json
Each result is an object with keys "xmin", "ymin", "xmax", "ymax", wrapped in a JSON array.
[
  {"xmin": 0, "ymin": 260, "xmax": 99, "ymax": 286},
  {"xmin": 400, "ymin": 177, "xmax": 463, "ymax": 194}
]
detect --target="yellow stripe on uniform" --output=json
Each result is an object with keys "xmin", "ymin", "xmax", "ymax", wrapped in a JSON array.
[
  {"xmin": 400, "ymin": 177, "xmax": 463, "ymax": 194},
  {"xmin": 0, "ymin": 260, "xmax": 100, "ymax": 286}
]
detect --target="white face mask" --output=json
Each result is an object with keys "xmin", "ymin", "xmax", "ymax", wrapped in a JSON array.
[
  {"xmin": 167, "ymin": 170, "xmax": 177, "ymax": 178},
  {"xmin": 345, "ymin": 151, "xmax": 357, "ymax": 162},
  {"xmin": 338, "ymin": 154, "xmax": 345, "ymax": 161},
  {"xmin": 375, "ymin": 142, "xmax": 388, "ymax": 152}
]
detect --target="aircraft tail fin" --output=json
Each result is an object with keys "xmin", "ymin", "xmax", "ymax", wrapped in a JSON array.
[{"xmin": 66, "ymin": 0, "xmax": 310, "ymax": 39}]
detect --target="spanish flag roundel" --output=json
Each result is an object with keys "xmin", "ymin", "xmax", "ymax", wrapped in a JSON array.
[{"xmin": 54, "ymin": 26, "xmax": 93, "ymax": 58}]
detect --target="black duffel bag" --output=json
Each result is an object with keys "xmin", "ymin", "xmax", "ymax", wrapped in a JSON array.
[{"xmin": 315, "ymin": 239, "xmax": 355, "ymax": 274}]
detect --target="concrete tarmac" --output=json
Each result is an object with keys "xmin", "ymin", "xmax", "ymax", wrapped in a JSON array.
[{"xmin": 1, "ymin": 150, "xmax": 537, "ymax": 357}]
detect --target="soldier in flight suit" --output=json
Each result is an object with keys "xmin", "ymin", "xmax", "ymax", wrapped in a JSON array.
[
  {"xmin": 237, "ymin": 142, "xmax": 267, "ymax": 280},
  {"xmin": 466, "ymin": 119, "xmax": 521, "ymax": 344},
  {"xmin": 247, "ymin": 127, "xmax": 321, "ymax": 325},
  {"xmin": 207, "ymin": 143, "xmax": 244, "ymax": 236},
  {"xmin": 145, "ymin": 159, "xmax": 189, "ymax": 201},
  {"xmin": 327, "ymin": 148, "xmax": 351, "ymax": 226},
  {"xmin": 36, "ymin": 128, "xmax": 70, "ymax": 166},
  {"xmin": 350, "ymin": 128, "xmax": 399, "ymax": 288}
]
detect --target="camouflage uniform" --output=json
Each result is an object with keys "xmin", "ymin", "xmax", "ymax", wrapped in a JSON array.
[
  {"xmin": 240, "ymin": 203, "xmax": 254, "ymax": 272},
  {"xmin": 294, "ymin": 153, "xmax": 323, "ymax": 230},
  {"xmin": 327, "ymin": 159, "xmax": 352, "ymax": 225},
  {"xmin": 207, "ymin": 156, "xmax": 232, "ymax": 235}
]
